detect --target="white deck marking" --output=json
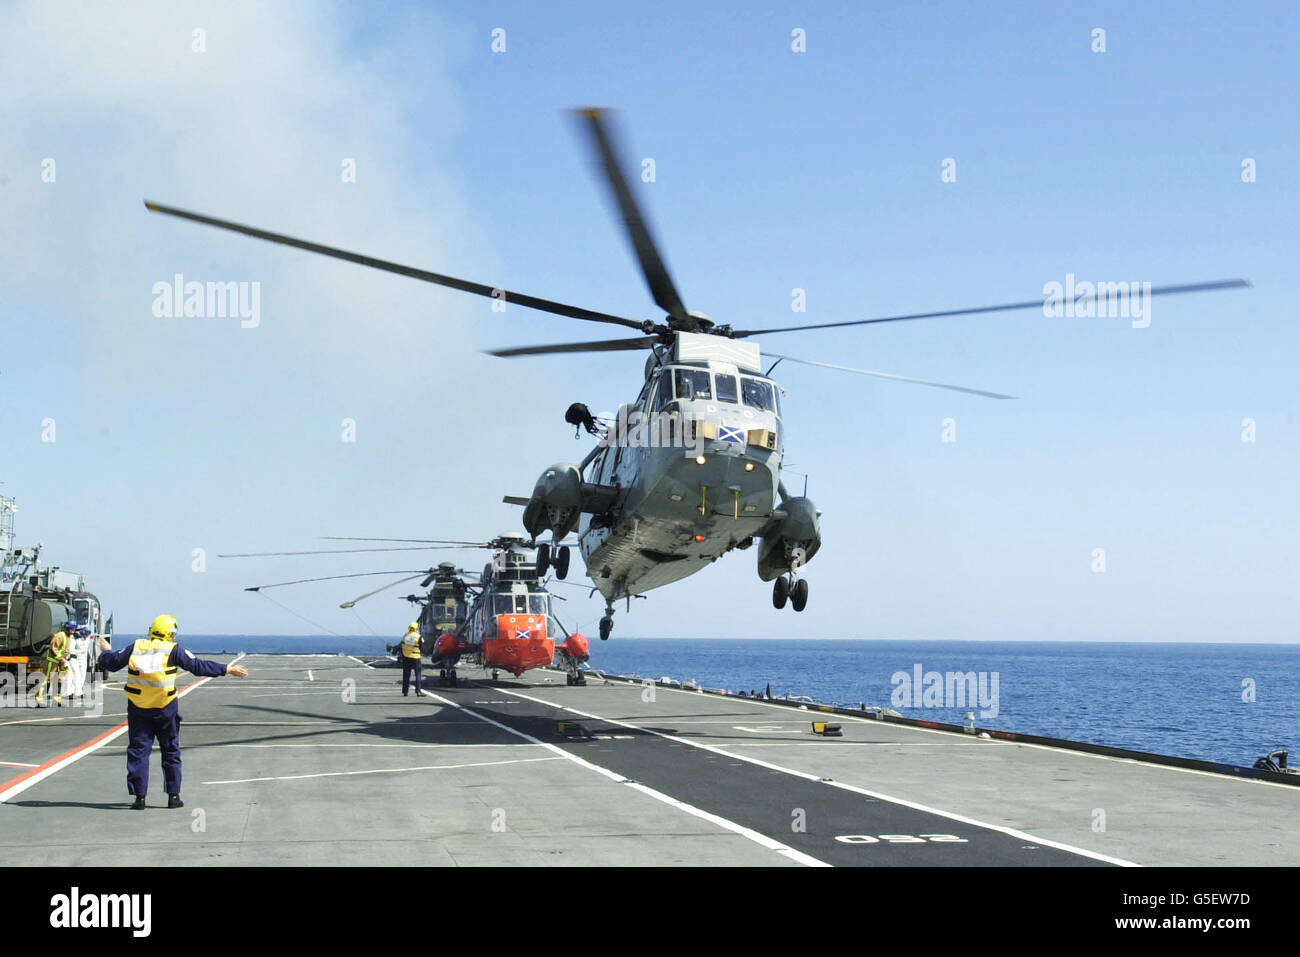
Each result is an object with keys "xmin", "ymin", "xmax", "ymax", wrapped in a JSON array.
[
  {"xmin": 203, "ymin": 756, "xmax": 564, "ymax": 784},
  {"xmin": 494, "ymin": 685, "xmax": 1139, "ymax": 868},
  {"xmin": 427, "ymin": 691, "xmax": 825, "ymax": 868},
  {"xmin": 243, "ymin": 691, "xmax": 419, "ymax": 698},
  {"xmin": 0, "ymin": 712, "xmax": 128, "ymax": 726},
  {"xmin": 0, "ymin": 654, "xmax": 245, "ymax": 804},
  {"xmin": 173, "ymin": 718, "xmax": 483, "ymax": 726},
  {"xmin": 733, "ymin": 725, "xmax": 799, "ymax": 733},
  {"xmin": 0, "ymin": 762, "xmax": 39, "ymax": 768},
  {"xmin": 642, "ymin": 682, "xmax": 1300, "ymax": 792},
  {"xmin": 166, "ymin": 742, "xmax": 540, "ymax": 749},
  {"xmin": 307, "ymin": 670, "xmax": 315, "ymax": 682}
]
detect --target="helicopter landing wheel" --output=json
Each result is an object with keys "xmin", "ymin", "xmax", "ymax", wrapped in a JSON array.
[
  {"xmin": 448, "ymin": 669, "xmax": 459, "ymax": 687},
  {"xmin": 554, "ymin": 546, "xmax": 571, "ymax": 580},
  {"xmin": 536, "ymin": 543, "xmax": 550, "ymax": 578},
  {"xmin": 599, "ymin": 616, "xmax": 613, "ymax": 641},
  {"xmin": 772, "ymin": 576, "xmax": 790, "ymax": 609},
  {"xmin": 791, "ymin": 578, "xmax": 809, "ymax": 613}
]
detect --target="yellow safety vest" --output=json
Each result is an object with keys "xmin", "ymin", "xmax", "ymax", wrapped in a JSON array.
[
  {"xmin": 125, "ymin": 638, "xmax": 179, "ymax": 708},
  {"xmin": 401, "ymin": 631, "xmax": 422, "ymax": 659}
]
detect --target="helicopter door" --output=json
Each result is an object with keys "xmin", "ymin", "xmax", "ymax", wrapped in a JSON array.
[{"xmin": 605, "ymin": 403, "xmax": 637, "ymax": 482}]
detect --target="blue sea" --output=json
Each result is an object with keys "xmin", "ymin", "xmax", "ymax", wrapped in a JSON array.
[{"xmin": 180, "ymin": 636, "xmax": 1299, "ymax": 768}]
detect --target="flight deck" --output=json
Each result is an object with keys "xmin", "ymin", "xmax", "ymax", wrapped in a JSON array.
[{"xmin": 1, "ymin": 653, "xmax": 1295, "ymax": 867}]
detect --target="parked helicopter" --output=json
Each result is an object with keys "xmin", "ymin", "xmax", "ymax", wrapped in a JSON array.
[
  {"xmin": 148, "ymin": 108, "xmax": 1250, "ymax": 641},
  {"xmin": 226, "ymin": 533, "xmax": 590, "ymax": 685},
  {"xmin": 411, "ymin": 538, "xmax": 591, "ymax": 686}
]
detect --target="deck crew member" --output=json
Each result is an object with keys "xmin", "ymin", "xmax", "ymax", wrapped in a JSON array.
[
  {"xmin": 399, "ymin": 622, "xmax": 425, "ymax": 697},
  {"xmin": 96, "ymin": 614, "xmax": 249, "ymax": 809},
  {"xmin": 64, "ymin": 625, "xmax": 92, "ymax": 702},
  {"xmin": 34, "ymin": 620, "xmax": 74, "ymax": 707}
]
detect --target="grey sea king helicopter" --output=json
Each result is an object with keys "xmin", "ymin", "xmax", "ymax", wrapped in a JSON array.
[{"xmin": 147, "ymin": 109, "xmax": 1250, "ymax": 641}]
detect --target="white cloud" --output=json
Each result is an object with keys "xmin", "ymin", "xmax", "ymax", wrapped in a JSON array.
[{"xmin": 0, "ymin": 1, "xmax": 522, "ymax": 634}]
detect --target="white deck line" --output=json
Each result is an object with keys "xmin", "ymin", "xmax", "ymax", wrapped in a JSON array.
[
  {"xmin": 426, "ymin": 690, "xmax": 827, "ymax": 867},
  {"xmin": 495, "ymin": 684, "xmax": 1139, "ymax": 868}
]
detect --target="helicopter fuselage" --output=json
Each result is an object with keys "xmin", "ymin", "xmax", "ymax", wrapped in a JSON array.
[
  {"xmin": 582, "ymin": 362, "xmax": 782, "ymax": 601},
  {"xmin": 523, "ymin": 333, "xmax": 820, "ymax": 608}
]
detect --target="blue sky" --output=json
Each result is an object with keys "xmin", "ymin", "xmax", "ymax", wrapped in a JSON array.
[{"xmin": 2, "ymin": 0, "xmax": 1296, "ymax": 641}]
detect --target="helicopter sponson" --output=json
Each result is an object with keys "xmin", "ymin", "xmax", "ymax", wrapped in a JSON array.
[
  {"xmin": 756, "ymin": 496, "xmax": 822, "ymax": 584},
  {"xmin": 522, "ymin": 463, "xmax": 619, "ymax": 540}
]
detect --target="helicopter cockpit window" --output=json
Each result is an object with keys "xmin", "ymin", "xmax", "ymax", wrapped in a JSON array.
[
  {"xmin": 494, "ymin": 595, "xmax": 515, "ymax": 616},
  {"xmin": 715, "ymin": 374, "xmax": 738, "ymax": 403},
  {"xmin": 674, "ymin": 369, "xmax": 711, "ymax": 401},
  {"xmin": 527, "ymin": 594, "xmax": 547, "ymax": 615},
  {"xmin": 654, "ymin": 370, "xmax": 674, "ymax": 412},
  {"xmin": 741, "ymin": 377, "xmax": 775, "ymax": 412}
]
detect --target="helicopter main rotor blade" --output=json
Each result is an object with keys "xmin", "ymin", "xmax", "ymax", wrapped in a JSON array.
[
  {"xmin": 321, "ymin": 536, "xmax": 492, "ymax": 546},
  {"xmin": 486, "ymin": 335, "xmax": 660, "ymax": 358},
  {"xmin": 220, "ymin": 546, "xmax": 448, "ymax": 558},
  {"xmin": 572, "ymin": 109, "xmax": 689, "ymax": 324},
  {"xmin": 767, "ymin": 353, "xmax": 1017, "ymax": 399},
  {"xmin": 732, "ymin": 279, "xmax": 1252, "ymax": 338},
  {"xmin": 243, "ymin": 570, "xmax": 427, "ymax": 592},
  {"xmin": 143, "ymin": 200, "xmax": 649, "ymax": 332},
  {"xmin": 339, "ymin": 574, "xmax": 428, "ymax": 609}
]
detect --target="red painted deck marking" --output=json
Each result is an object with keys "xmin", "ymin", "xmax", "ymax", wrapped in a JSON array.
[{"xmin": 0, "ymin": 656, "xmax": 242, "ymax": 802}]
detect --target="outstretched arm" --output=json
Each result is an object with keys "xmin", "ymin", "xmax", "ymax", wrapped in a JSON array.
[
  {"xmin": 95, "ymin": 637, "xmax": 130, "ymax": 673},
  {"xmin": 170, "ymin": 645, "xmax": 248, "ymax": 678}
]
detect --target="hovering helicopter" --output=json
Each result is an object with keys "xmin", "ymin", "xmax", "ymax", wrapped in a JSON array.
[
  {"xmin": 226, "ymin": 533, "xmax": 590, "ymax": 685},
  {"xmin": 148, "ymin": 108, "xmax": 1250, "ymax": 641}
]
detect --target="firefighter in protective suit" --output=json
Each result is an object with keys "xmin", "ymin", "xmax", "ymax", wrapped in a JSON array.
[
  {"xmin": 96, "ymin": 614, "xmax": 249, "ymax": 809},
  {"xmin": 34, "ymin": 621, "xmax": 73, "ymax": 707},
  {"xmin": 399, "ymin": 622, "xmax": 425, "ymax": 697}
]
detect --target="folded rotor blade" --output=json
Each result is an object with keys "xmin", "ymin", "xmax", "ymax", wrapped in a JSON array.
[
  {"xmin": 339, "ymin": 574, "xmax": 428, "ymax": 609},
  {"xmin": 243, "ymin": 570, "xmax": 426, "ymax": 593}
]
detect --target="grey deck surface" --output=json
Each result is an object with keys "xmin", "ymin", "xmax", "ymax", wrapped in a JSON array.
[{"xmin": 1, "ymin": 653, "xmax": 1295, "ymax": 866}]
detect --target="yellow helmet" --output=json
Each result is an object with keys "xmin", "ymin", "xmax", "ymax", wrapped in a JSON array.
[
  {"xmin": 407, "ymin": 622, "xmax": 419, "ymax": 632},
  {"xmin": 148, "ymin": 614, "xmax": 179, "ymax": 640}
]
